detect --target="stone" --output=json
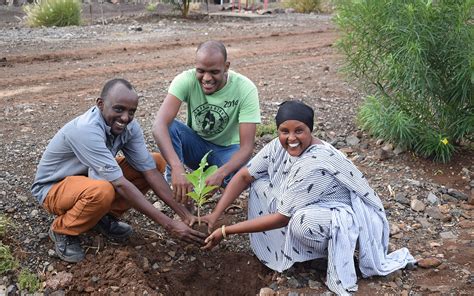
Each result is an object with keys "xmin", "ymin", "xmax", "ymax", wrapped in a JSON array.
[
  {"xmin": 469, "ymin": 189, "xmax": 474, "ymax": 205},
  {"xmin": 425, "ymin": 206, "xmax": 444, "ymax": 220},
  {"xmin": 393, "ymin": 144, "xmax": 406, "ymax": 155},
  {"xmin": 261, "ymin": 134, "xmax": 274, "ymax": 143},
  {"xmin": 287, "ymin": 277, "xmax": 301, "ymax": 288},
  {"xmin": 143, "ymin": 257, "xmax": 150, "ymax": 272},
  {"xmin": 416, "ymin": 217, "xmax": 431, "ymax": 228},
  {"xmin": 30, "ymin": 209, "xmax": 39, "ymax": 217},
  {"xmin": 382, "ymin": 143, "xmax": 394, "ymax": 151},
  {"xmin": 308, "ymin": 279, "xmax": 322, "ymax": 289},
  {"xmin": 395, "ymin": 193, "xmax": 410, "ymax": 205},
  {"xmin": 258, "ymin": 287, "xmax": 275, "ymax": 296},
  {"xmin": 44, "ymin": 271, "xmax": 73, "ymax": 290},
  {"xmin": 447, "ymin": 188, "xmax": 468, "ymax": 201},
  {"xmin": 375, "ymin": 147, "xmax": 392, "ymax": 161},
  {"xmin": 390, "ymin": 224, "xmax": 401, "ymax": 236},
  {"xmin": 406, "ymin": 179, "xmax": 422, "ymax": 187},
  {"xmin": 417, "ymin": 258, "xmax": 442, "ymax": 268},
  {"xmin": 346, "ymin": 135, "xmax": 360, "ymax": 146},
  {"xmin": 427, "ymin": 192, "xmax": 439, "ymax": 205},
  {"xmin": 17, "ymin": 195, "xmax": 28, "ymax": 202},
  {"xmin": 439, "ymin": 231, "xmax": 457, "ymax": 240},
  {"xmin": 411, "ymin": 199, "xmax": 425, "ymax": 212},
  {"xmin": 442, "ymin": 193, "xmax": 458, "ymax": 203}
]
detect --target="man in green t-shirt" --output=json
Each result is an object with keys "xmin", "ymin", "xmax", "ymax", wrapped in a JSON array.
[{"xmin": 153, "ymin": 40, "xmax": 261, "ymax": 205}]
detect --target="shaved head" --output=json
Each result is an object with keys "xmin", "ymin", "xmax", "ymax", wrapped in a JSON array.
[
  {"xmin": 100, "ymin": 78, "xmax": 135, "ymax": 101},
  {"xmin": 196, "ymin": 40, "xmax": 227, "ymax": 62}
]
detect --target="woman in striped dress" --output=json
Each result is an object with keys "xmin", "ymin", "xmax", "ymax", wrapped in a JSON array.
[{"xmin": 202, "ymin": 101, "xmax": 415, "ymax": 295}]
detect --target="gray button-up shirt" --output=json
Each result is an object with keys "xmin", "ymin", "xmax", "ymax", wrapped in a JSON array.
[{"xmin": 31, "ymin": 106, "xmax": 156, "ymax": 204}]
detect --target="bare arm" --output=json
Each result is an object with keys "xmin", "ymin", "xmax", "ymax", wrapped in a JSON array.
[
  {"xmin": 152, "ymin": 94, "xmax": 192, "ymax": 203},
  {"xmin": 205, "ymin": 122, "xmax": 257, "ymax": 187},
  {"xmin": 201, "ymin": 167, "xmax": 254, "ymax": 232},
  {"xmin": 141, "ymin": 169, "xmax": 194, "ymax": 224},
  {"xmin": 202, "ymin": 213, "xmax": 290, "ymax": 250},
  {"xmin": 111, "ymin": 175, "xmax": 205, "ymax": 244}
]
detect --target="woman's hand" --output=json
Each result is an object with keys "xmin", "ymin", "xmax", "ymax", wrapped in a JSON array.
[{"xmin": 201, "ymin": 227, "xmax": 224, "ymax": 250}]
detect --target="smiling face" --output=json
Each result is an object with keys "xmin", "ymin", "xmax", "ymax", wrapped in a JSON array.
[
  {"xmin": 278, "ymin": 120, "xmax": 314, "ymax": 156},
  {"xmin": 97, "ymin": 83, "xmax": 138, "ymax": 136},
  {"xmin": 195, "ymin": 48, "xmax": 230, "ymax": 95}
]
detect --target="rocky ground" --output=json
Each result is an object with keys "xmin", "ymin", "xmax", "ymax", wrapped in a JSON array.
[{"xmin": 0, "ymin": 3, "xmax": 473, "ymax": 295}]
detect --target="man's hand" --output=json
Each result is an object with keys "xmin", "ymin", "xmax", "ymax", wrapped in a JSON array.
[
  {"xmin": 180, "ymin": 212, "xmax": 198, "ymax": 227},
  {"xmin": 167, "ymin": 220, "xmax": 206, "ymax": 245},
  {"xmin": 171, "ymin": 168, "xmax": 193, "ymax": 204},
  {"xmin": 201, "ymin": 227, "xmax": 224, "ymax": 250},
  {"xmin": 200, "ymin": 212, "xmax": 219, "ymax": 234},
  {"xmin": 204, "ymin": 169, "xmax": 226, "ymax": 190}
]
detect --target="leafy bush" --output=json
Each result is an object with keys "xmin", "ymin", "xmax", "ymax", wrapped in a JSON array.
[
  {"xmin": 163, "ymin": 0, "xmax": 191, "ymax": 17},
  {"xmin": 146, "ymin": 2, "xmax": 158, "ymax": 13},
  {"xmin": 0, "ymin": 243, "xmax": 18, "ymax": 275},
  {"xmin": 256, "ymin": 122, "xmax": 277, "ymax": 138},
  {"xmin": 24, "ymin": 0, "xmax": 81, "ymax": 27},
  {"xmin": 0, "ymin": 215, "xmax": 11, "ymax": 237},
  {"xmin": 18, "ymin": 269, "xmax": 41, "ymax": 293},
  {"xmin": 283, "ymin": 0, "xmax": 322, "ymax": 13},
  {"xmin": 335, "ymin": 0, "xmax": 473, "ymax": 162}
]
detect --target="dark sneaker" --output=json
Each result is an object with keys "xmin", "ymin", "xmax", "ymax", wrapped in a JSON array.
[
  {"xmin": 48, "ymin": 228, "xmax": 85, "ymax": 263},
  {"xmin": 95, "ymin": 214, "xmax": 132, "ymax": 241}
]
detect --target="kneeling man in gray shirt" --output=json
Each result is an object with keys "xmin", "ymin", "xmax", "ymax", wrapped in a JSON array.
[{"xmin": 32, "ymin": 78, "xmax": 205, "ymax": 263}]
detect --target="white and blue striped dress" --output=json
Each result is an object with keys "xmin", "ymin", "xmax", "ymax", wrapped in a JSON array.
[{"xmin": 246, "ymin": 139, "xmax": 415, "ymax": 295}]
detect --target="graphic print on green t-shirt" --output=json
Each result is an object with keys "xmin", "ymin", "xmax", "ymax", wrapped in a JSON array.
[
  {"xmin": 169, "ymin": 69, "xmax": 261, "ymax": 146},
  {"xmin": 192, "ymin": 103, "xmax": 229, "ymax": 136}
]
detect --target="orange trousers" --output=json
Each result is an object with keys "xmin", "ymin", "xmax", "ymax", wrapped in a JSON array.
[{"xmin": 43, "ymin": 153, "xmax": 166, "ymax": 236}]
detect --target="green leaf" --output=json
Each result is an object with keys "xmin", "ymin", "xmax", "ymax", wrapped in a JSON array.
[
  {"xmin": 184, "ymin": 173, "xmax": 199, "ymax": 187},
  {"xmin": 202, "ymin": 165, "xmax": 218, "ymax": 179},
  {"xmin": 201, "ymin": 185, "xmax": 218, "ymax": 196},
  {"xmin": 186, "ymin": 191, "xmax": 200, "ymax": 201},
  {"xmin": 200, "ymin": 151, "xmax": 212, "ymax": 168}
]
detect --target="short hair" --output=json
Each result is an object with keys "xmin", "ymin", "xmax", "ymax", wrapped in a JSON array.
[
  {"xmin": 100, "ymin": 78, "xmax": 134, "ymax": 100},
  {"xmin": 196, "ymin": 40, "xmax": 227, "ymax": 62}
]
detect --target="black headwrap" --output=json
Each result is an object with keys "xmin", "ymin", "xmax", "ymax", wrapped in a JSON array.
[{"xmin": 275, "ymin": 100, "xmax": 314, "ymax": 131}]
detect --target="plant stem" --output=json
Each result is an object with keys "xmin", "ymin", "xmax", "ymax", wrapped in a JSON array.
[{"xmin": 198, "ymin": 206, "xmax": 201, "ymax": 226}]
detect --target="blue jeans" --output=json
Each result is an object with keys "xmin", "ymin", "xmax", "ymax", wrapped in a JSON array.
[{"xmin": 165, "ymin": 120, "xmax": 240, "ymax": 187}]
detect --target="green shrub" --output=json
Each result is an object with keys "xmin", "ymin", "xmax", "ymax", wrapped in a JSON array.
[
  {"xmin": 18, "ymin": 269, "xmax": 41, "ymax": 293},
  {"xmin": 256, "ymin": 122, "xmax": 277, "ymax": 138},
  {"xmin": 146, "ymin": 2, "xmax": 158, "ymax": 13},
  {"xmin": 24, "ymin": 0, "xmax": 82, "ymax": 27},
  {"xmin": 163, "ymin": 0, "xmax": 191, "ymax": 17},
  {"xmin": 358, "ymin": 95, "xmax": 454, "ymax": 161},
  {"xmin": 0, "ymin": 243, "xmax": 18, "ymax": 275},
  {"xmin": 283, "ymin": 0, "xmax": 322, "ymax": 13},
  {"xmin": 335, "ymin": 0, "xmax": 473, "ymax": 162},
  {"xmin": 0, "ymin": 215, "xmax": 11, "ymax": 237}
]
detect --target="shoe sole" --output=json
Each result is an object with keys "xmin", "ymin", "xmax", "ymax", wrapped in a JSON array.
[{"xmin": 48, "ymin": 228, "xmax": 85, "ymax": 263}]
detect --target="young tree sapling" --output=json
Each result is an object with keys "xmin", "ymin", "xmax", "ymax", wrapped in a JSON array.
[{"xmin": 185, "ymin": 151, "xmax": 218, "ymax": 225}]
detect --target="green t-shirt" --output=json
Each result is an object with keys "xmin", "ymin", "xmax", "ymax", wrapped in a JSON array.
[{"xmin": 169, "ymin": 69, "xmax": 261, "ymax": 146}]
